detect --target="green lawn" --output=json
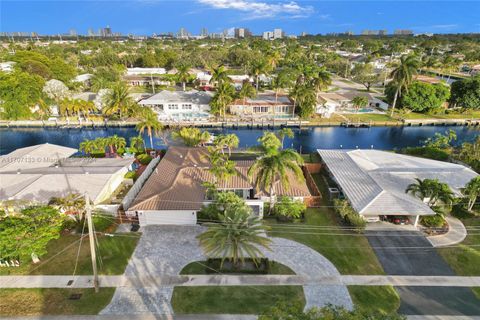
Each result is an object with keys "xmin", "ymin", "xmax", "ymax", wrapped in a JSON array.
[
  {"xmin": 400, "ymin": 111, "xmax": 480, "ymax": 120},
  {"xmin": 472, "ymin": 288, "xmax": 480, "ymax": 300},
  {"xmin": 343, "ymin": 113, "xmax": 396, "ymax": 123},
  {"xmin": 437, "ymin": 216, "xmax": 480, "ymax": 276},
  {"xmin": 0, "ymin": 288, "xmax": 115, "ymax": 316},
  {"xmin": 348, "ymin": 286, "xmax": 400, "ymax": 315},
  {"xmin": 180, "ymin": 260, "xmax": 296, "ymax": 275},
  {"xmin": 0, "ymin": 233, "xmax": 139, "ymax": 275},
  {"xmin": 171, "ymin": 286, "xmax": 305, "ymax": 314}
]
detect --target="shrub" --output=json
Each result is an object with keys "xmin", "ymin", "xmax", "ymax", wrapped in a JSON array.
[
  {"xmin": 124, "ymin": 171, "xmax": 137, "ymax": 180},
  {"xmin": 90, "ymin": 151, "xmax": 106, "ymax": 158},
  {"xmin": 274, "ymin": 196, "xmax": 306, "ymax": 221},
  {"xmin": 402, "ymin": 147, "xmax": 450, "ymax": 161},
  {"xmin": 333, "ymin": 199, "xmax": 366, "ymax": 232},
  {"xmin": 137, "ymin": 154, "xmax": 152, "ymax": 165},
  {"xmin": 420, "ymin": 215, "xmax": 445, "ymax": 228}
]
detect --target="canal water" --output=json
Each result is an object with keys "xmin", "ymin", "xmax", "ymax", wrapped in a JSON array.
[{"xmin": 0, "ymin": 126, "xmax": 479, "ymax": 155}]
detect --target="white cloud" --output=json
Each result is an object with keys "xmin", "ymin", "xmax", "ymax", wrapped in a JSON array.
[{"xmin": 197, "ymin": 0, "xmax": 314, "ymax": 19}]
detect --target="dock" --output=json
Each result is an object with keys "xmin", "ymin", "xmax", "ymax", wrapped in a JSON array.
[{"xmin": 403, "ymin": 118, "xmax": 480, "ymax": 127}]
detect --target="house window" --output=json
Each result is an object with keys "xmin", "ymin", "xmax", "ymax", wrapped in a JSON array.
[
  {"xmin": 275, "ymin": 106, "xmax": 290, "ymax": 113},
  {"xmin": 168, "ymin": 104, "xmax": 179, "ymax": 110},
  {"xmin": 234, "ymin": 190, "xmax": 244, "ymax": 198},
  {"xmin": 253, "ymin": 106, "xmax": 269, "ymax": 113},
  {"xmin": 182, "ymin": 104, "xmax": 192, "ymax": 110}
]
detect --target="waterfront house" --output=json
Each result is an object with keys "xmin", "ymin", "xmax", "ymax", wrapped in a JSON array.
[
  {"xmin": 126, "ymin": 67, "xmax": 166, "ymax": 75},
  {"xmin": 125, "ymin": 147, "xmax": 311, "ymax": 226},
  {"xmin": 138, "ymin": 90, "xmax": 213, "ymax": 120},
  {"xmin": 123, "ymin": 75, "xmax": 172, "ymax": 87},
  {"xmin": 229, "ymin": 93, "xmax": 294, "ymax": 118},
  {"xmin": 0, "ymin": 143, "xmax": 134, "ymax": 205},
  {"xmin": 317, "ymin": 149, "xmax": 478, "ymax": 226}
]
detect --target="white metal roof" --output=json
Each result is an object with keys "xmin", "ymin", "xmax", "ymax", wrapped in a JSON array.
[
  {"xmin": 317, "ymin": 149, "xmax": 478, "ymax": 216},
  {"xmin": 139, "ymin": 90, "xmax": 213, "ymax": 105}
]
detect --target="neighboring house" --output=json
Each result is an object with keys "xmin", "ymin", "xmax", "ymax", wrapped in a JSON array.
[
  {"xmin": 316, "ymin": 91, "xmax": 389, "ymax": 115},
  {"xmin": 470, "ymin": 64, "xmax": 480, "ymax": 75},
  {"xmin": 126, "ymin": 147, "xmax": 311, "ymax": 226},
  {"xmin": 196, "ymin": 73, "xmax": 252, "ymax": 90},
  {"xmin": 73, "ymin": 92, "xmax": 97, "ymax": 102},
  {"xmin": 229, "ymin": 94, "xmax": 294, "ymax": 117},
  {"xmin": 138, "ymin": 90, "xmax": 213, "ymax": 119},
  {"xmin": 317, "ymin": 149, "xmax": 478, "ymax": 226},
  {"xmin": 229, "ymin": 75, "xmax": 252, "ymax": 90},
  {"xmin": 126, "ymin": 67, "xmax": 166, "ymax": 75},
  {"xmin": 73, "ymin": 73, "xmax": 93, "ymax": 85},
  {"xmin": 414, "ymin": 75, "xmax": 442, "ymax": 85},
  {"xmin": 0, "ymin": 144, "xmax": 134, "ymax": 205},
  {"xmin": 123, "ymin": 75, "xmax": 171, "ymax": 87},
  {"xmin": 0, "ymin": 61, "xmax": 16, "ymax": 73}
]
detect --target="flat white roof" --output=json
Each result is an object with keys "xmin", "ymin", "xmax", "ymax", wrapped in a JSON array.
[
  {"xmin": 317, "ymin": 149, "xmax": 478, "ymax": 216},
  {"xmin": 139, "ymin": 90, "xmax": 213, "ymax": 105}
]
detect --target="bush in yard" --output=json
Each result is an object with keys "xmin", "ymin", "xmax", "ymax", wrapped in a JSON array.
[
  {"xmin": 137, "ymin": 154, "xmax": 152, "ymax": 165},
  {"xmin": 420, "ymin": 215, "xmax": 445, "ymax": 228},
  {"xmin": 401, "ymin": 146, "xmax": 450, "ymax": 161},
  {"xmin": 333, "ymin": 199, "xmax": 366, "ymax": 232},
  {"xmin": 274, "ymin": 196, "xmax": 306, "ymax": 221},
  {"xmin": 124, "ymin": 171, "xmax": 138, "ymax": 180},
  {"xmin": 92, "ymin": 214, "xmax": 115, "ymax": 232}
]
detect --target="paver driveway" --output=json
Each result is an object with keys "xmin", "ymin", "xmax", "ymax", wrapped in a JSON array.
[
  {"xmin": 101, "ymin": 225, "xmax": 352, "ymax": 315},
  {"xmin": 367, "ymin": 230, "xmax": 480, "ymax": 316}
]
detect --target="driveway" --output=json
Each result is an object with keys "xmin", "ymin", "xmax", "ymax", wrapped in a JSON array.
[
  {"xmin": 102, "ymin": 225, "xmax": 352, "ymax": 315},
  {"xmin": 367, "ymin": 230, "xmax": 480, "ymax": 316}
]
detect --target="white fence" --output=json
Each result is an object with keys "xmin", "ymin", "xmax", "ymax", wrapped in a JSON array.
[{"xmin": 121, "ymin": 156, "xmax": 161, "ymax": 210}]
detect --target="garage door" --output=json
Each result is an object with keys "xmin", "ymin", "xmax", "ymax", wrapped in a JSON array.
[{"xmin": 140, "ymin": 210, "xmax": 197, "ymax": 226}]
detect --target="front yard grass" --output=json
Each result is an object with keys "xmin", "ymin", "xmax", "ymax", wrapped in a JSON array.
[
  {"xmin": 343, "ymin": 113, "xmax": 396, "ymax": 123},
  {"xmin": 0, "ymin": 288, "xmax": 115, "ymax": 316},
  {"xmin": 437, "ymin": 215, "xmax": 480, "ymax": 276},
  {"xmin": 171, "ymin": 286, "xmax": 305, "ymax": 314},
  {"xmin": 348, "ymin": 286, "xmax": 400, "ymax": 315},
  {"xmin": 0, "ymin": 233, "xmax": 139, "ymax": 275},
  {"xmin": 264, "ymin": 208, "xmax": 384, "ymax": 275}
]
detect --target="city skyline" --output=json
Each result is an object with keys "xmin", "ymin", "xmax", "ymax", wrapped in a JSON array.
[{"xmin": 1, "ymin": 0, "xmax": 480, "ymax": 36}]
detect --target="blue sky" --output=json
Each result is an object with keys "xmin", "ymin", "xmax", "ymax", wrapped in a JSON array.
[{"xmin": 1, "ymin": 1, "xmax": 480, "ymax": 36}]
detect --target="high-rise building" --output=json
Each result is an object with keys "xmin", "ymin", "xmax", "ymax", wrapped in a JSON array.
[
  {"xmin": 234, "ymin": 28, "xmax": 251, "ymax": 38},
  {"xmin": 273, "ymin": 28, "xmax": 284, "ymax": 39},
  {"xmin": 263, "ymin": 31, "xmax": 273, "ymax": 40},
  {"xmin": 100, "ymin": 26, "xmax": 112, "ymax": 37},
  {"xmin": 177, "ymin": 27, "xmax": 189, "ymax": 39},
  {"xmin": 69, "ymin": 29, "xmax": 77, "ymax": 36},
  {"xmin": 394, "ymin": 29, "xmax": 413, "ymax": 35},
  {"xmin": 379, "ymin": 30, "xmax": 388, "ymax": 35},
  {"xmin": 200, "ymin": 27, "xmax": 208, "ymax": 37},
  {"xmin": 87, "ymin": 28, "xmax": 95, "ymax": 37}
]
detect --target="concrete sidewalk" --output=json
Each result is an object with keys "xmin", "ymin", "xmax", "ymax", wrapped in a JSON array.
[
  {"xmin": 2, "ymin": 274, "xmax": 480, "ymax": 288},
  {"xmin": 427, "ymin": 216, "xmax": 467, "ymax": 247}
]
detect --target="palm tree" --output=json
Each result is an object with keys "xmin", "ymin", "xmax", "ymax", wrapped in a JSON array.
[
  {"xmin": 48, "ymin": 193, "xmax": 86, "ymax": 226},
  {"xmin": 389, "ymin": 55, "xmax": 420, "ymax": 116},
  {"xmin": 211, "ymin": 82, "xmax": 236, "ymax": 121},
  {"xmin": 237, "ymin": 82, "xmax": 257, "ymax": 105},
  {"xmin": 130, "ymin": 135, "xmax": 145, "ymax": 154},
  {"xmin": 79, "ymin": 139, "xmax": 98, "ymax": 155},
  {"xmin": 277, "ymin": 128, "xmax": 294, "ymax": 149},
  {"xmin": 290, "ymin": 84, "xmax": 317, "ymax": 118},
  {"xmin": 136, "ymin": 109, "xmax": 163, "ymax": 149},
  {"xmin": 103, "ymin": 82, "xmax": 134, "ymax": 119},
  {"xmin": 406, "ymin": 178, "xmax": 454, "ymax": 208},
  {"xmin": 463, "ymin": 176, "xmax": 480, "ymax": 212},
  {"xmin": 197, "ymin": 207, "xmax": 271, "ymax": 268},
  {"xmin": 312, "ymin": 68, "xmax": 332, "ymax": 99},
  {"xmin": 249, "ymin": 59, "xmax": 269, "ymax": 90},
  {"xmin": 214, "ymin": 134, "xmax": 240, "ymax": 156},
  {"xmin": 176, "ymin": 64, "xmax": 191, "ymax": 91},
  {"xmin": 207, "ymin": 148, "xmax": 237, "ymax": 184},
  {"xmin": 267, "ymin": 49, "xmax": 282, "ymax": 70},
  {"xmin": 172, "ymin": 127, "xmax": 211, "ymax": 147},
  {"xmin": 248, "ymin": 133, "xmax": 304, "ymax": 210},
  {"xmin": 209, "ymin": 65, "xmax": 231, "ymax": 87},
  {"xmin": 351, "ymin": 96, "xmax": 369, "ymax": 113},
  {"xmin": 105, "ymin": 135, "xmax": 126, "ymax": 155}
]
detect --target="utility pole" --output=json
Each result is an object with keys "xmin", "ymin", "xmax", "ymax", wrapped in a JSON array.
[{"xmin": 85, "ymin": 194, "xmax": 99, "ymax": 293}]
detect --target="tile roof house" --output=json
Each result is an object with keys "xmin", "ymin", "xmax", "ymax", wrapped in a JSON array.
[
  {"xmin": 126, "ymin": 146, "xmax": 311, "ymax": 226},
  {"xmin": 229, "ymin": 94, "xmax": 294, "ymax": 118},
  {"xmin": 317, "ymin": 149, "xmax": 478, "ymax": 225}
]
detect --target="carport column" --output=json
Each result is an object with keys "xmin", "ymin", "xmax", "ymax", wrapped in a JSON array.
[{"xmin": 414, "ymin": 215, "xmax": 420, "ymax": 228}]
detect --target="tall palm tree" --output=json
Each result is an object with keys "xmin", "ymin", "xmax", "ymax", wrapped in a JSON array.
[
  {"xmin": 209, "ymin": 65, "xmax": 231, "ymax": 87},
  {"xmin": 463, "ymin": 176, "xmax": 480, "ymax": 212},
  {"xmin": 406, "ymin": 178, "xmax": 454, "ymax": 208},
  {"xmin": 208, "ymin": 148, "xmax": 238, "ymax": 185},
  {"xmin": 249, "ymin": 59, "xmax": 269, "ymax": 90},
  {"xmin": 290, "ymin": 84, "xmax": 316, "ymax": 119},
  {"xmin": 214, "ymin": 134, "xmax": 240, "ymax": 156},
  {"xmin": 312, "ymin": 68, "xmax": 332, "ymax": 99},
  {"xmin": 237, "ymin": 82, "xmax": 257, "ymax": 105},
  {"xmin": 172, "ymin": 127, "xmax": 211, "ymax": 147},
  {"xmin": 197, "ymin": 207, "xmax": 271, "ymax": 267},
  {"xmin": 248, "ymin": 133, "xmax": 304, "ymax": 210},
  {"xmin": 105, "ymin": 135, "xmax": 126, "ymax": 155},
  {"xmin": 267, "ymin": 49, "xmax": 282, "ymax": 70},
  {"xmin": 389, "ymin": 55, "xmax": 420, "ymax": 116},
  {"xmin": 176, "ymin": 64, "xmax": 191, "ymax": 91},
  {"xmin": 136, "ymin": 109, "xmax": 163, "ymax": 149},
  {"xmin": 211, "ymin": 82, "xmax": 236, "ymax": 121},
  {"xmin": 277, "ymin": 128, "xmax": 294, "ymax": 149},
  {"xmin": 103, "ymin": 82, "xmax": 134, "ymax": 119}
]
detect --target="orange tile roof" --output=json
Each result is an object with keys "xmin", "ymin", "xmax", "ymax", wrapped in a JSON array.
[{"xmin": 128, "ymin": 146, "xmax": 310, "ymax": 211}]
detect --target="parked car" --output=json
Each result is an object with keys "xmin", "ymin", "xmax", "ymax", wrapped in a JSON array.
[{"xmin": 388, "ymin": 216, "xmax": 410, "ymax": 225}]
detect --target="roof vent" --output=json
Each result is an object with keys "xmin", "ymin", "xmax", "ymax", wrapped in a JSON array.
[
  {"xmin": 17, "ymin": 169, "xmax": 21, "ymax": 174},
  {"xmin": 85, "ymin": 171, "xmax": 89, "ymax": 175}
]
